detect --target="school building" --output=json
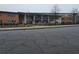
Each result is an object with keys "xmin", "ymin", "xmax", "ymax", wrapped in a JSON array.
[{"xmin": 0, "ymin": 11, "xmax": 79, "ymax": 27}]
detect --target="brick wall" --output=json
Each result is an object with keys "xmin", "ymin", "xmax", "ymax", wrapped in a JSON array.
[
  {"xmin": 0, "ymin": 12, "xmax": 19, "ymax": 25},
  {"xmin": 62, "ymin": 16, "xmax": 73, "ymax": 24}
]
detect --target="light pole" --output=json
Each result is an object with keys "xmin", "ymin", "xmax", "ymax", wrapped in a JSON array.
[{"xmin": 27, "ymin": 8, "xmax": 30, "ymax": 25}]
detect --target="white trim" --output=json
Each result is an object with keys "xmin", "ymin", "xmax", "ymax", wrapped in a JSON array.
[
  {"xmin": 24, "ymin": 14, "xmax": 27, "ymax": 24},
  {"xmin": 33, "ymin": 15, "xmax": 35, "ymax": 24}
]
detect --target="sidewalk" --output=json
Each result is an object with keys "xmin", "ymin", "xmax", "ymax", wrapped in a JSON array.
[{"xmin": 0, "ymin": 24, "xmax": 79, "ymax": 31}]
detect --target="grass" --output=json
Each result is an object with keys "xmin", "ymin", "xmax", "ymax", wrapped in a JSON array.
[{"xmin": 0, "ymin": 24, "xmax": 78, "ymax": 31}]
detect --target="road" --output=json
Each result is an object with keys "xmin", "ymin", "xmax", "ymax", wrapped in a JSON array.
[{"xmin": 0, "ymin": 26, "xmax": 79, "ymax": 54}]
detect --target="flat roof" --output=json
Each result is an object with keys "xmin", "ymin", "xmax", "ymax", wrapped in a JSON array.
[
  {"xmin": 0, "ymin": 11, "xmax": 73, "ymax": 16},
  {"xmin": 0, "ymin": 11, "xmax": 18, "ymax": 14}
]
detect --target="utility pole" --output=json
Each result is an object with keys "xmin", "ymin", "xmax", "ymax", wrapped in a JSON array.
[
  {"xmin": 51, "ymin": 5, "xmax": 60, "ymax": 25},
  {"xmin": 27, "ymin": 8, "xmax": 30, "ymax": 25}
]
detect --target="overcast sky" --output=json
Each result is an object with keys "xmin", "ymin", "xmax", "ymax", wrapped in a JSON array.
[{"xmin": 0, "ymin": 4, "xmax": 79, "ymax": 13}]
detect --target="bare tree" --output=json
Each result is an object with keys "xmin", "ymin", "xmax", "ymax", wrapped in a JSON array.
[
  {"xmin": 71, "ymin": 8, "xmax": 78, "ymax": 24},
  {"xmin": 51, "ymin": 5, "xmax": 60, "ymax": 24}
]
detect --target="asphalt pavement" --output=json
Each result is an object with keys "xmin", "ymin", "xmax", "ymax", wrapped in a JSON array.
[{"xmin": 0, "ymin": 26, "xmax": 79, "ymax": 54}]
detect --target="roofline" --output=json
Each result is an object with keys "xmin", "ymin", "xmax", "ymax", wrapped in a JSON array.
[
  {"xmin": 0, "ymin": 11, "xmax": 74, "ymax": 14},
  {"xmin": 0, "ymin": 11, "xmax": 18, "ymax": 14},
  {"xmin": 17, "ymin": 11, "xmax": 76, "ymax": 14}
]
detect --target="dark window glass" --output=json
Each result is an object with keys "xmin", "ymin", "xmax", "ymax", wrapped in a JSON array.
[
  {"xmin": 8, "ymin": 20, "xmax": 16, "ymax": 23},
  {"xmin": 12, "ymin": 20, "xmax": 16, "ymax": 23}
]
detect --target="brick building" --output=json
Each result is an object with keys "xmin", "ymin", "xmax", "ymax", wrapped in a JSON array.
[
  {"xmin": 0, "ymin": 11, "xmax": 79, "ymax": 27},
  {"xmin": 0, "ymin": 11, "xmax": 19, "ymax": 25}
]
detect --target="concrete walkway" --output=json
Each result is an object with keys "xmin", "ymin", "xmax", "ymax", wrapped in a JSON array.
[{"xmin": 0, "ymin": 24, "xmax": 79, "ymax": 31}]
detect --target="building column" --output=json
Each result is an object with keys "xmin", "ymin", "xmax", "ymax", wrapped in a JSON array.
[
  {"xmin": 75, "ymin": 15, "xmax": 77, "ymax": 24},
  {"xmin": 33, "ymin": 15, "xmax": 36, "ymax": 24},
  {"xmin": 24, "ymin": 13, "xmax": 27, "ymax": 24},
  {"xmin": 48, "ymin": 16, "xmax": 50, "ymax": 23},
  {"xmin": 41, "ymin": 15, "xmax": 43, "ymax": 24}
]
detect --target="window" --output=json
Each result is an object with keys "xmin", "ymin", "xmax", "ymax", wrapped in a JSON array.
[
  {"xmin": 12, "ymin": 20, "xmax": 16, "ymax": 23},
  {"xmin": 8, "ymin": 20, "xmax": 16, "ymax": 23}
]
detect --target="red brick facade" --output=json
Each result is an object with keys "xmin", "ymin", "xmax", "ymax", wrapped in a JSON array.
[
  {"xmin": 0, "ymin": 11, "xmax": 76, "ymax": 26},
  {"xmin": 0, "ymin": 12, "xmax": 19, "ymax": 25}
]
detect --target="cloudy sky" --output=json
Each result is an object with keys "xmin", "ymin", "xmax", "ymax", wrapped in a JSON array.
[{"xmin": 0, "ymin": 4, "xmax": 79, "ymax": 13}]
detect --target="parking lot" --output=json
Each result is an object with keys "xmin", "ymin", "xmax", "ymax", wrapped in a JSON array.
[{"xmin": 0, "ymin": 26, "xmax": 79, "ymax": 54}]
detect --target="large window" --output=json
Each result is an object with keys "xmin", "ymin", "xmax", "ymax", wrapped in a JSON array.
[
  {"xmin": 42, "ymin": 16, "xmax": 48, "ymax": 23},
  {"xmin": 35, "ymin": 15, "xmax": 41, "ymax": 23}
]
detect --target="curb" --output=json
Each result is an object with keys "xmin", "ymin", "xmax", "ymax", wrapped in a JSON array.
[{"xmin": 0, "ymin": 25, "xmax": 78, "ymax": 31}]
